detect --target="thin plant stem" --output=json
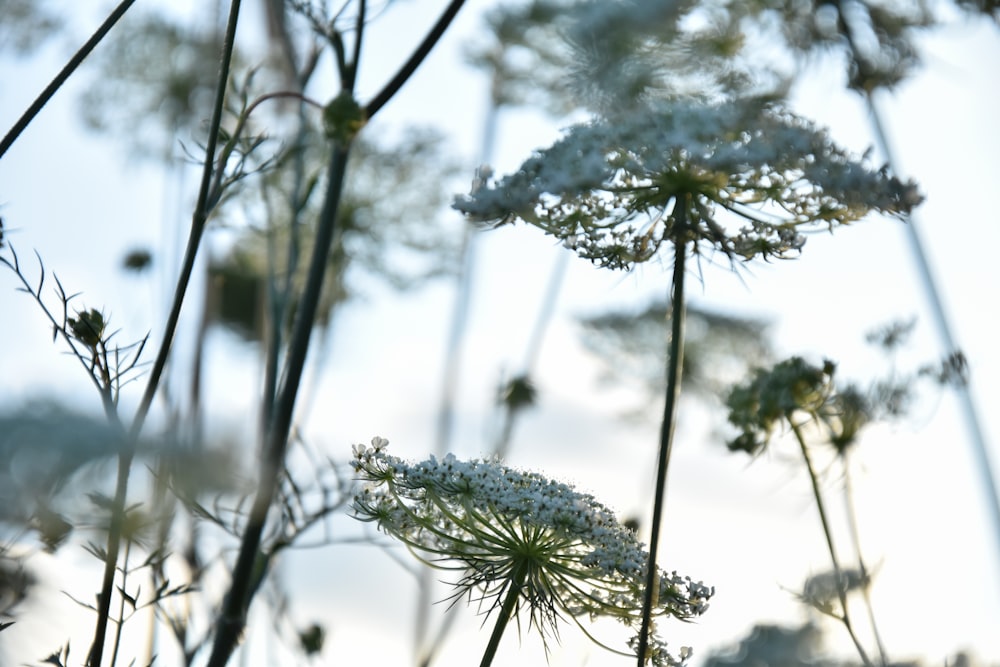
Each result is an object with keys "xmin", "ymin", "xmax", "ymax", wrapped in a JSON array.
[
  {"xmin": 479, "ymin": 564, "xmax": 528, "ymax": 667},
  {"xmin": 349, "ymin": 0, "xmax": 366, "ymax": 89},
  {"xmin": 259, "ymin": 0, "xmax": 319, "ymax": 432},
  {"xmin": 109, "ymin": 539, "xmax": 133, "ymax": 667},
  {"xmin": 261, "ymin": 114, "xmax": 312, "ymax": 432},
  {"xmin": 88, "ymin": 3, "xmax": 245, "ymax": 665},
  {"xmin": 494, "ymin": 248, "xmax": 569, "ymax": 460},
  {"xmin": 636, "ymin": 225, "xmax": 688, "ymax": 666},
  {"xmin": 130, "ymin": 0, "xmax": 245, "ymax": 441},
  {"xmin": 790, "ymin": 421, "xmax": 873, "ymax": 667},
  {"xmin": 364, "ymin": 0, "xmax": 466, "ymax": 117},
  {"xmin": 1, "ymin": 249, "xmax": 119, "ymax": 404},
  {"xmin": 258, "ymin": 5, "xmax": 323, "ymax": 431},
  {"xmin": 866, "ymin": 91, "xmax": 1000, "ymax": 570},
  {"xmin": 520, "ymin": 249, "xmax": 568, "ymax": 374},
  {"xmin": 840, "ymin": 451, "xmax": 888, "ymax": 665},
  {"xmin": 416, "ymin": 73, "xmax": 501, "ymax": 667},
  {"xmin": 0, "ymin": 0, "xmax": 138, "ymax": 160},
  {"xmin": 204, "ymin": 145, "xmax": 352, "ymax": 667},
  {"xmin": 205, "ymin": 2, "xmax": 469, "ymax": 662},
  {"xmin": 87, "ymin": 428, "xmax": 131, "ymax": 667},
  {"xmin": 833, "ymin": 0, "xmax": 1000, "ymax": 579},
  {"xmin": 258, "ymin": 97, "xmax": 324, "ymax": 435},
  {"xmin": 416, "ymin": 127, "xmax": 486, "ymax": 667}
]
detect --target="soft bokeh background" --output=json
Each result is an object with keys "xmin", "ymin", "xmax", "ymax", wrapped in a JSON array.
[{"xmin": 1, "ymin": 1, "xmax": 998, "ymax": 665}]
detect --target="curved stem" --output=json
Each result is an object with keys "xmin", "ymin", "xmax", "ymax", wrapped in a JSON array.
[
  {"xmin": 636, "ymin": 230, "xmax": 688, "ymax": 666},
  {"xmin": 790, "ymin": 421, "xmax": 872, "ymax": 667},
  {"xmin": 479, "ymin": 564, "xmax": 527, "ymax": 667},
  {"xmin": 841, "ymin": 452, "xmax": 888, "ymax": 665},
  {"xmin": 0, "ymin": 0, "xmax": 138, "ymax": 160}
]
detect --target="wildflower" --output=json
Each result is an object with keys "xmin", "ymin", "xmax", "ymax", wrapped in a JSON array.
[
  {"xmin": 351, "ymin": 438, "xmax": 712, "ymax": 666},
  {"xmin": 724, "ymin": 357, "xmax": 883, "ymax": 456},
  {"xmin": 724, "ymin": 357, "xmax": 835, "ymax": 455},
  {"xmin": 454, "ymin": 99, "xmax": 920, "ymax": 270}
]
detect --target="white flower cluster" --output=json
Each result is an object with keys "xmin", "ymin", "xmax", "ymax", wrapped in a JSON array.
[
  {"xmin": 351, "ymin": 438, "xmax": 713, "ymax": 664},
  {"xmin": 481, "ymin": 0, "xmax": 934, "ymax": 117},
  {"xmin": 454, "ymin": 99, "xmax": 920, "ymax": 269}
]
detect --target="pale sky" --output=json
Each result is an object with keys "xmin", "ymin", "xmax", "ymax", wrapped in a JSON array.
[{"xmin": 1, "ymin": 2, "xmax": 998, "ymax": 666}]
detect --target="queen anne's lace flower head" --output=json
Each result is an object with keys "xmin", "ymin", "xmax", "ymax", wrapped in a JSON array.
[
  {"xmin": 351, "ymin": 438, "xmax": 712, "ymax": 666},
  {"xmin": 454, "ymin": 99, "xmax": 921, "ymax": 270}
]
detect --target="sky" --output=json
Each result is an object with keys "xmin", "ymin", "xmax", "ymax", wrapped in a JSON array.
[{"xmin": 1, "ymin": 1, "xmax": 999, "ymax": 666}]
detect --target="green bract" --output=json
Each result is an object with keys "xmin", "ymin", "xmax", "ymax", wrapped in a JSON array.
[
  {"xmin": 351, "ymin": 438, "xmax": 713, "ymax": 666},
  {"xmin": 454, "ymin": 100, "xmax": 921, "ymax": 270}
]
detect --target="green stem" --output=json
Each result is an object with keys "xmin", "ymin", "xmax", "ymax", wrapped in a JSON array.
[
  {"xmin": 203, "ymin": 145, "xmax": 352, "ymax": 667},
  {"xmin": 479, "ymin": 564, "xmax": 528, "ymax": 667},
  {"xmin": 869, "ymin": 88, "xmax": 1000, "ymax": 570},
  {"xmin": 841, "ymin": 452, "xmax": 888, "ymax": 665},
  {"xmin": 87, "ymin": 5, "xmax": 244, "ymax": 667},
  {"xmin": 109, "ymin": 540, "xmax": 133, "ymax": 667},
  {"xmin": 0, "ymin": 0, "xmax": 138, "ymax": 160},
  {"xmin": 204, "ymin": 2, "xmax": 469, "ymax": 662},
  {"xmin": 636, "ymin": 229, "xmax": 688, "ymax": 666},
  {"xmin": 364, "ymin": 0, "xmax": 466, "ymax": 117},
  {"xmin": 87, "ymin": 447, "xmax": 131, "ymax": 667},
  {"xmin": 129, "ymin": 0, "xmax": 243, "ymax": 441},
  {"xmin": 790, "ymin": 421, "xmax": 872, "ymax": 667}
]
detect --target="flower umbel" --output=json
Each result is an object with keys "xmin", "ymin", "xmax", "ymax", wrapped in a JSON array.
[
  {"xmin": 351, "ymin": 438, "xmax": 712, "ymax": 666},
  {"xmin": 723, "ymin": 357, "xmax": 886, "ymax": 456},
  {"xmin": 454, "ymin": 99, "xmax": 921, "ymax": 270}
]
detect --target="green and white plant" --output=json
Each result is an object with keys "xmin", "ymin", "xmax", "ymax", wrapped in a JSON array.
[{"xmin": 351, "ymin": 437, "xmax": 713, "ymax": 667}]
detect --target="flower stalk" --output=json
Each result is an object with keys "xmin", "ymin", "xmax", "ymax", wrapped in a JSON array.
[
  {"xmin": 456, "ymin": 95, "xmax": 920, "ymax": 665},
  {"xmin": 204, "ymin": 2, "xmax": 468, "ymax": 663},
  {"xmin": 480, "ymin": 561, "xmax": 528, "ymax": 667},
  {"xmin": 790, "ymin": 420, "xmax": 872, "ymax": 667},
  {"xmin": 841, "ymin": 451, "xmax": 888, "ymax": 665},
  {"xmin": 89, "ymin": 3, "xmax": 244, "ymax": 665},
  {"xmin": 724, "ymin": 356, "xmax": 907, "ymax": 665},
  {"xmin": 638, "ymin": 226, "xmax": 688, "ymax": 665}
]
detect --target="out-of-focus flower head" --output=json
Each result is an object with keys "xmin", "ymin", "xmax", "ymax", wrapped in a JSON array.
[{"xmin": 472, "ymin": 0, "xmax": 949, "ymax": 117}]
